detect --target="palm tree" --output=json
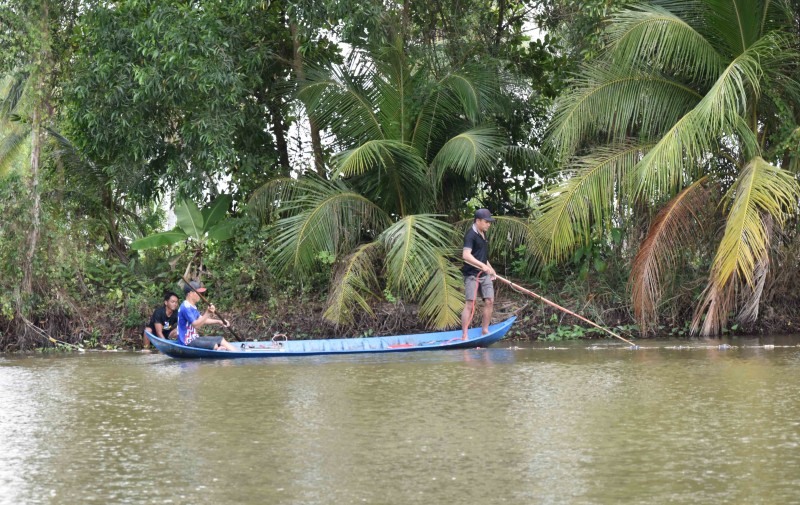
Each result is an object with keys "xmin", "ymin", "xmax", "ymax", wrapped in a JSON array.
[
  {"xmin": 538, "ymin": 0, "xmax": 800, "ymax": 335},
  {"xmin": 250, "ymin": 42, "xmax": 541, "ymax": 328},
  {"xmin": 0, "ymin": 73, "xmax": 30, "ymax": 178}
]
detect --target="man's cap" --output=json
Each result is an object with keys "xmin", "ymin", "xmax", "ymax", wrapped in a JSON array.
[
  {"xmin": 474, "ymin": 208, "xmax": 496, "ymax": 222},
  {"xmin": 184, "ymin": 280, "xmax": 206, "ymax": 294}
]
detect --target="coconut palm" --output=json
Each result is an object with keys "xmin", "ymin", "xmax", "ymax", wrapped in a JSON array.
[
  {"xmin": 538, "ymin": 0, "xmax": 800, "ymax": 335},
  {"xmin": 250, "ymin": 43, "xmax": 542, "ymax": 328},
  {"xmin": 0, "ymin": 74, "xmax": 30, "ymax": 178}
]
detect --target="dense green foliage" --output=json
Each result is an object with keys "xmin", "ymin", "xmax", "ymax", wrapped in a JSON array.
[
  {"xmin": 0, "ymin": 0, "xmax": 798, "ymax": 350},
  {"xmin": 537, "ymin": 0, "xmax": 800, "ymax": 335}
]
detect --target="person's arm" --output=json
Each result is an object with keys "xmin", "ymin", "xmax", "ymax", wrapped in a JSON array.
[
  {"xmin": 191, "ymin": 305, "xmax": 229, "ymax": 329},
  {"xmin": 463, "ymin": 248, "xmax": 496, "ymax": 278},
  {"xmin": 154, "ymin": 323, "xmax": 166, "ymax": 339},
  {"xmin": 190, "ymin": 312, "xmax": 214, "ymax": 329}
]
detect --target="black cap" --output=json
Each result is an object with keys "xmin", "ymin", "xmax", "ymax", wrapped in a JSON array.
[
  {"xmin": 183, "ymin": 280, "xmax": 206, "ymax": 294},
  {"xmin": 474, "ymin": 208, "xmax": 496, "ymax": 222}
]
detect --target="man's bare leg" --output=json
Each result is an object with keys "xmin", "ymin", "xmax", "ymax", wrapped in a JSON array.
[
  {"xmin": 461, "ymin": 301, "xmax": 474, "ymax": 340},
  {"xmin": 214, "ymin": 338, "xmax": 238, "ymax": 351},
  {"xmin": 481, "ymin": 299, "xmax": 494, "ymax": 335}
]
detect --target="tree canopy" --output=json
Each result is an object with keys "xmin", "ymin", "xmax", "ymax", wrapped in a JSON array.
[
  {"xmin": 1, "ymin": 0, "xmax": 799, "ymax": 350},
  {"xmin": 538, "ymin": 0, "xmax": 800, "ymax": 335}
]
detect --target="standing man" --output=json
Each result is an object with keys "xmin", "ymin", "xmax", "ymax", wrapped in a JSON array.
[
  {"xmin": 143, "ymin": 291, "xmax": 180, "ymax": 348},
  {"xmin": 462, "ymin": 208, "xmax": 497, "ymax": 340},
  {"xmin": 177, "ymin": 281, "xmax": 237, "ymax": 351}
]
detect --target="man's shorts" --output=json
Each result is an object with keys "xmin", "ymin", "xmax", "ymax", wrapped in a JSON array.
[
  {"xmin": 187, "ymin": 336, "xmax": 224, "ymax": 349},
  {"xmin": 464, "ymin": 274, "xmax": 494, "ymax": 301}
]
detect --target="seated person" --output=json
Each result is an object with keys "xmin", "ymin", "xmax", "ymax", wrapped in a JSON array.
[
  {"xmin": 177, "ymin": 281, "xmax": 236, "ymax": 351},
  {"xmin": 143, "ymin": 291, "xmax": 179, "ymax": 348}
]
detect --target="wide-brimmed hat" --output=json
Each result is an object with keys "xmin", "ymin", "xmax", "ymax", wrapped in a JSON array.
[{"xmin": 474, "ymin": 208, "xmax": 496, "ymax": 222}]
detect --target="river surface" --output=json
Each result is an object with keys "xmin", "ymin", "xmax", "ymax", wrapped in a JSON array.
[{"xmin": 1, "ymin": 338, "xmax": 799, "ymax": 505}]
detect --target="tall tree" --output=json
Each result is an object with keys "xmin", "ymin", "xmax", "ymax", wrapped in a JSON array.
[
  {"xmin": 65, "ymin": 1, "xmax": 288, "ymax": 203},
  {"xmin": 0, "ymin": 0, "xmax": 80, "ymax": 294},
  {"xmin": 538, "ymin": 0, "xmax": 800, "ymax": 335}
]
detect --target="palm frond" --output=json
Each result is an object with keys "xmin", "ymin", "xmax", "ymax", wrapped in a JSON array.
[
  {"xmin": 690, "ymin": 276, "xmax": 735, "ymax": 336},
  {"xmin": 372, "ymin": 43, "xmax": 421, "ymax": 142},
  {"xmin": 693, "ymin": 157, "xmax": 800, "ymax": 335},
  {"xmin": 501, "ymin": 145, "xmax": 556, "ymax": 176},
  {"xmin": 298, "ymin": 61, "xmax": 384, "ymax": 143},
  {"xmin": 630, "ymin": 177, "xmax": 713, "ymax": 331},
  {"xmin": 607, "ymin": 4, "xmax": 726, "ymax": 83},
  {"xmin": 335, "ymin": 139, "xmax": 431, "ymax": 216},
  {"xmin": 46, "ymin": 128, "xmax": 108, "ymax": 187},
  {"xmin": 757, "ymin": 0, "xmax": 795, "ymax": 34},
  {"xmin": 713, "ymin": 156, "xmax": 799, "ymax": 288},
  {"xmin": 439, "ymin": 73, "xmax": 482, "ymax": 123},
  {"xmin": 430, "ymin": 126, "xmax": 505, "ymax": 183},
  {"xmin": 547, "ymin": 63, "xmax": 702, "ymax": 158},
  {"xmin": 0, "ymin": 73, "xmax": 28, "ymax": 122},
  {"xmin": 334, "ymin": 139, "xmax": 425, "ymax": 177},
  {"xmin": 537, "ymin": 142, "xmax": 650, "ymax": 262},
  {"xmin": 411, "ymin": 86, "xmax": 446, "ymax": 161},
  {"xmin": 632, "ymin": 36, "xmax": 777, "ymax": 198},
  {"xmin": 380, "ymin": 214, "xmax": 459, "ymax": 300},
  {"xmin": 411, "ymin": 68, "xmax": 500, "ymax": 158},
  {"xmin": 702, "ymin": 0, "xmax": 790, "ymax": 53},
  {"xmin": 324, "ymin": 241, "xmax": 382, "ymax": 325},
  {"xmin": 417, "ymin": 248, "xmax": 465, "ymax": 329},
  {"xmin": 736, "ymin": 213, "xmax": 773, "ymax": 325},
  {"xmin": 247, "ymin": 177, "xmax": 303, "ymax": 223},
  {"xmin": 0, "ymin": 127, "xmax": 29, "ymax": 176},
  {"xmin": 269, "ymin": 177, "xmax": 391, "ymax": 277}
]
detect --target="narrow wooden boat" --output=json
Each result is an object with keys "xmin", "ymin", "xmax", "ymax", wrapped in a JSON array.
[{"xmin": 145, "ymin": 316, "xmax": 516, "ymax": 359}]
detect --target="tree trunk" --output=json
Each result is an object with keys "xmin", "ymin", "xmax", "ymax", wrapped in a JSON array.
[
  {"xmin": 494, "ymin": 0, "xmax": 507, "ymax": 54},
  {"xmin": 291, "ymin": 23, "xmax": 326, "ymax": 178},
  {"xmin": 22, "ymin": 91, "xmax": 42, "ymax": 296},
  {"xmin": 22, "ymin": 1, "xmax": 50, "ymax": 297},
  {"xmin": 268, "ymin": 97, "xmax": 291, "ymax": 175}
]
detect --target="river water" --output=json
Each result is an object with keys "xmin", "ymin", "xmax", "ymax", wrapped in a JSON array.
[{"xmin": 1, "ymin": 339, "xmax": 799, "ymax": 505}]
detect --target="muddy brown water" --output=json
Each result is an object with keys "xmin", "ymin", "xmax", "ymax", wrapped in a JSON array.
[{"xmin": 1, "ymin": 337, "xmax": 799, "ymax": 505}]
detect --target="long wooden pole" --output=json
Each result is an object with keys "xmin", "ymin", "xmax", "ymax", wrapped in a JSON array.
[
  {"xmin": 182, "ymin": 276, "xmax": 241, "ymax": 341},
  {"xmin": 495, "ymin": 275, "xmax": 637, "ymax": 346}
]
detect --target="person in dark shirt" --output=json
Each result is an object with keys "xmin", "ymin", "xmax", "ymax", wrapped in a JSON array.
[
  {"xmin": 143, "ymin": 291, "xmax": 179, "ymax": 348},
  {"xmin": 461, "ymin": 208, "xmax": 497, "ymax": 340}
]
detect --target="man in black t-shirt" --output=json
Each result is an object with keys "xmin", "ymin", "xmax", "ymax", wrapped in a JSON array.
[
  {"xmin": 143, "ymin": 291, "xmax": 180, "ymax": 348},
  {"xmin": 461, "ymin": 208, "xmax": 497, "ymax": 340}
]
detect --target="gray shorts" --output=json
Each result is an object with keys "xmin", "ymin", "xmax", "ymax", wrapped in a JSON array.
[
  {"xmin": 464, "ymin": 275, "xmax": 494, "ymax": 301},
  {"xmin": 187, "ymin": 336, "xmax": 224, "ymax": 350}
]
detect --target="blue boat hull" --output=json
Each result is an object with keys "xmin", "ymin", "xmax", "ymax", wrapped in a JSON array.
[{"xmin": 146, "ymin": 316, "xmax": 516, "ymax": 359}]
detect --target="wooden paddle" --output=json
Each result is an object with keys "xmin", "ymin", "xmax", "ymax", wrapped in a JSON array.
[
  {"xmin": 495, "ymin": 274, "xmax": 637, "ymax": 347},
  {"xmin": 181, "ymin": 276, "xmax": 241, "ymax": 341}
]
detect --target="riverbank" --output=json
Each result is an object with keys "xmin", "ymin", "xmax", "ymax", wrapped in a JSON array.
[{"xmin": 5, "ymin": 283, "xmax": 800, "ymax": 353}]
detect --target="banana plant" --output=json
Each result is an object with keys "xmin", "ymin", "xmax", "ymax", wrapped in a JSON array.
[{"xmin": 131, "ymin": 195, "xmax": 237, "ymax": 277}]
